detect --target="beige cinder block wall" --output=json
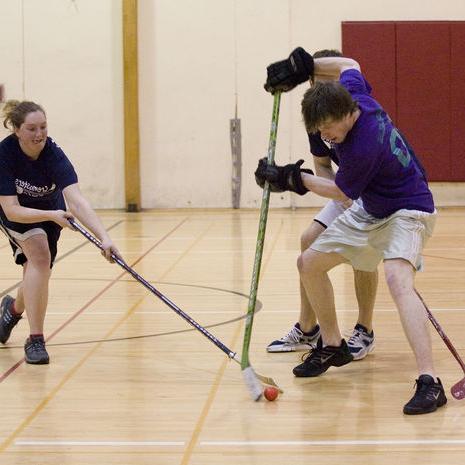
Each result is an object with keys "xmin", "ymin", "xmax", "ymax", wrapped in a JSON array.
[{"xmin": 0, "ymin": 0, "xmax": 124, "ymax": 208}]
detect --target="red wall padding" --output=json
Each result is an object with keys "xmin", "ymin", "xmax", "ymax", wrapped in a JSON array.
[
  {"xmin": 342, "ymin": 21, "xmax": 465, "ymax": 182},
  {"xmin": 450, "ymin": 24, "xmax": 465, "ymax": 180},
  {"xmin": 396, "ymin": 22, "xmax": 450, "ymax": 180},
  {"xmin": 341, "ymin": 22, "xmax": 397, "ymax": 121}
]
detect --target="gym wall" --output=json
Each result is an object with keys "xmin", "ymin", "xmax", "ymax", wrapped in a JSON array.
[
  {"xmin": 0, "ymin": 0, "xmax": 124, "ymax": 209},
  {"xmin": 342, "ymin": 20, "xmax": 465, "ymax": 182},
  {"xmin": 140, "ymin": 0, "xmax": 465, "ymax": 208},
  {"xmin": 1, "ymin": 0, "xmax": 465, "ymax": 208}
]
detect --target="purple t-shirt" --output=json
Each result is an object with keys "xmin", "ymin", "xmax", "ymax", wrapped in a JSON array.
[{"xmin": 334, "ymin": 69, "xmax": 434, "ymax": 219}]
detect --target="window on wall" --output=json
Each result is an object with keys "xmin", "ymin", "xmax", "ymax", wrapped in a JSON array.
[{"xmin": 342, "ymin": 21, "xmax": 465, "ymax": 181}]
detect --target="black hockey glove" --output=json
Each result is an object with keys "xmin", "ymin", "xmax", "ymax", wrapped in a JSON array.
[
  {"xmin": 254, "ymin": 158, "xmax": 313, "ymax": 195},
  {"xmin": 264, "ymin": 47, "xmax": 314, "ymax": 93}
]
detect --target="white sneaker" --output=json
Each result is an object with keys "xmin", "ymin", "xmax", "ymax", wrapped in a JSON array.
[
  {"xmin": 266, "ymin": 323, "xmax": 320, "ymax": 353},
  {"xmin": 347, "ymin": 324, "xmax": 375, "ymax": 360}
]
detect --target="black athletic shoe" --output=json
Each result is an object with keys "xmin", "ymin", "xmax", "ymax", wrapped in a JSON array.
[
  {"xmin": 24, "ymin": 336, "xmax": 50, "ymax": 365},
  {"xmin": 403, "ymin": 374, "xmax": 447, "ymax": 415},
  {"xmin": 293, "ymin": 337, "xmax": 353, "ymax": 377},
  {"xmin": 0, "ymin": 295, "xmax": 22, "ymax": 344}
]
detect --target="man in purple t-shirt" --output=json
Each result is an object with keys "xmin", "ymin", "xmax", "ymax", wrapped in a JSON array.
[{"xmin": 256, "ymin": 51, "xmax": 444, "ymax": 415}]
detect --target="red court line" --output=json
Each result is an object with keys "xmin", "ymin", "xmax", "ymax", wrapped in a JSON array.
[{"xmin": 0, "ymin": 217, "xmax": 188, "ymax": 383}]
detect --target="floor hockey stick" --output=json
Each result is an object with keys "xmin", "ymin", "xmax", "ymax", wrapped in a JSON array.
[
  {"xmin": 415, "ymin": 289, "xmax": 465, "ymax": 400},
  {"xmin": 68, "ymin": 219, "xmax": 277, "ymax": 389},
  {"xmin": 240, "ymin": 91, "xmax": 283, "ymax": 401}
]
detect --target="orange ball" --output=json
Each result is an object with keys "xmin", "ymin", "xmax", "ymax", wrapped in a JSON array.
[{"xmin": 264, "ymin": 386, "xmax": 279, "ymax": 401}]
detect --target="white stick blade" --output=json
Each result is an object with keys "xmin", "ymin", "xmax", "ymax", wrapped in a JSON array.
[
  {"xmin": 242, "ymin": 367, "xmax": 263, "ymax": 401},
  {"xmin": 255, "ymin": 373, "xmax": 284, "ymax": 393}
]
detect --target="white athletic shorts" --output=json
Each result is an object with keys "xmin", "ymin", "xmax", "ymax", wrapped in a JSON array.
[
  {"xmin": 311, "ymin": 201, "xmax": 436, "ymax": 272},
  {"xmin": 313, "ymin": 200, "xmax": 347, "ymax": 228}
]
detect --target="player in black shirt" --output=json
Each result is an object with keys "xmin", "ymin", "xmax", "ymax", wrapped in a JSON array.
[{"xmin": 0, "ymin": 100, "xmax": 121, "ymax": 364}]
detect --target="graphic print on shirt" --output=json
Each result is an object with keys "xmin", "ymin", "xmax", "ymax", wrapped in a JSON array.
[
  {"xmin": 16, "ymin": 179, "xmax": 56, "ymax": 198},
  {"xmin": 376, "ymin": 110, "xmax": 386, "ymax": 144},
  {"xmin": 375, "ymin": 109, "xmax": 412, "ymax": 169},
  {"xmin": 389, "ymin": 128, "xmax": 411, "ymax": 168}
]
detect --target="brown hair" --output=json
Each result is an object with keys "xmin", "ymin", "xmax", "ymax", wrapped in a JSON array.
[
  {"xmin": 313, "ymin": 49, "xmax": 343, "ymax": 59},
  {"xmin": 301, "ymin": 81, "xmax": 358, "ymax": 133},
  {"xmin": 2, "ymin": 100, "xmax": 46, "ymax": 130},
  {"xmin": 310, "ymin": 50, "xmax": 343, "ymax": 86}
]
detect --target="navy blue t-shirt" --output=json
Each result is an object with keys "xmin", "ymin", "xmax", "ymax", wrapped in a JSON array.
[
  {"xmin": 308, "ymin": 132, "xmax": 339, "ymax": 165},
  {"xmin": 0, "ymin": 134, "xmax": 78, "ymax": 222}
]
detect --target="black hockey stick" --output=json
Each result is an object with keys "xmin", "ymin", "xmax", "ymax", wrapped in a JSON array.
[{"xmin": 68, "ymin": 218, "xmax": 279, "ymax": 390}]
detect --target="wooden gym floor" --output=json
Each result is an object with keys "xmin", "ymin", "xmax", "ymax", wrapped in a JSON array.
[{"xmin": 0, "ymin": 207, "xmax": 464, "ymax": 465}]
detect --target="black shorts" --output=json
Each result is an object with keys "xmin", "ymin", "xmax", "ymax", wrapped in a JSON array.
[{"xmin": 0, "ymin": 218, "xmax": 61, "ymax": 268}]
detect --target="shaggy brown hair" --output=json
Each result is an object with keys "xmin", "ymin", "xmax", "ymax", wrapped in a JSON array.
[{"xmin": 301, "ymin": 81, "xmax": 358, "ymax": 133}]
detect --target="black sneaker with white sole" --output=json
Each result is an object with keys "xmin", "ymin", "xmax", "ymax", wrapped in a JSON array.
[
  {"xmin": 0, "ymin": 295, "xmax": 22, "ymax": 344},
  {"xmin": 293, "ymin": 337, "xmax": 353, "ymax": 377},
  {"xmin": 24, "ymin": 335, "xmax": 50, "ymax": 365},
  {"xmin": 403, "ymin": 374, "xmax": 447, "ymax": 415}
]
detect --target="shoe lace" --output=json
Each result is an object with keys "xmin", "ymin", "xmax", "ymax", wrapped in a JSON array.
[
  {"xmin": 281, "ymin": 326, "xmax": 303, "ymax": 344},
  {"xmin": 301, "ymin": 348, "xmax": 315, "ymax": 362},
  {"xmin": 28, "ymin": 338, "xmax": 45, "ymax": 352},
  {"xmin": 348, "ymin": 329, "xmax": 362, "ymax": 345},
  {"xmin": 413, "ymin": 379, "xmax": 439, "ymax": 401},
  {"xmin": 300, "ymin": 345, "xmax": 330, "ymax": 365}
]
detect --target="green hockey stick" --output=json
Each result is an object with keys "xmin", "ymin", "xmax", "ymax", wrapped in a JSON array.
[{"xmin": 241, "ymin": 91, "xmax": 282, "ymax": 401}]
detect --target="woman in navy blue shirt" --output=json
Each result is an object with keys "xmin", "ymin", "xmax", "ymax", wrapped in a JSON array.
[{"xmin": 0, "ymin": 100, "xmax": 121, "ymax": 364}]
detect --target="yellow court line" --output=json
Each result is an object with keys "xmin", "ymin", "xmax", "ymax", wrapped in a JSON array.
[
  {"xmin": 180, "ymin": 219, "xmax": 284, "ymax": 465},
  {"xmin": 154, "ymin": 221, "xmax": 214, "ymax": 279},
  {"xmin": 0, "ymin": 295, "xmax": 145, "ymax": 453},
  {"xmin": 180, "ymin": 316, "xmax": 243, "ymax": 465},
  {"xmin": 1, "ymin": 217, "xmax": 279, "ymax": 457},
  {"xmin": 0, "ymin": 217, "xmax": 216, "ymax": 453}
]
